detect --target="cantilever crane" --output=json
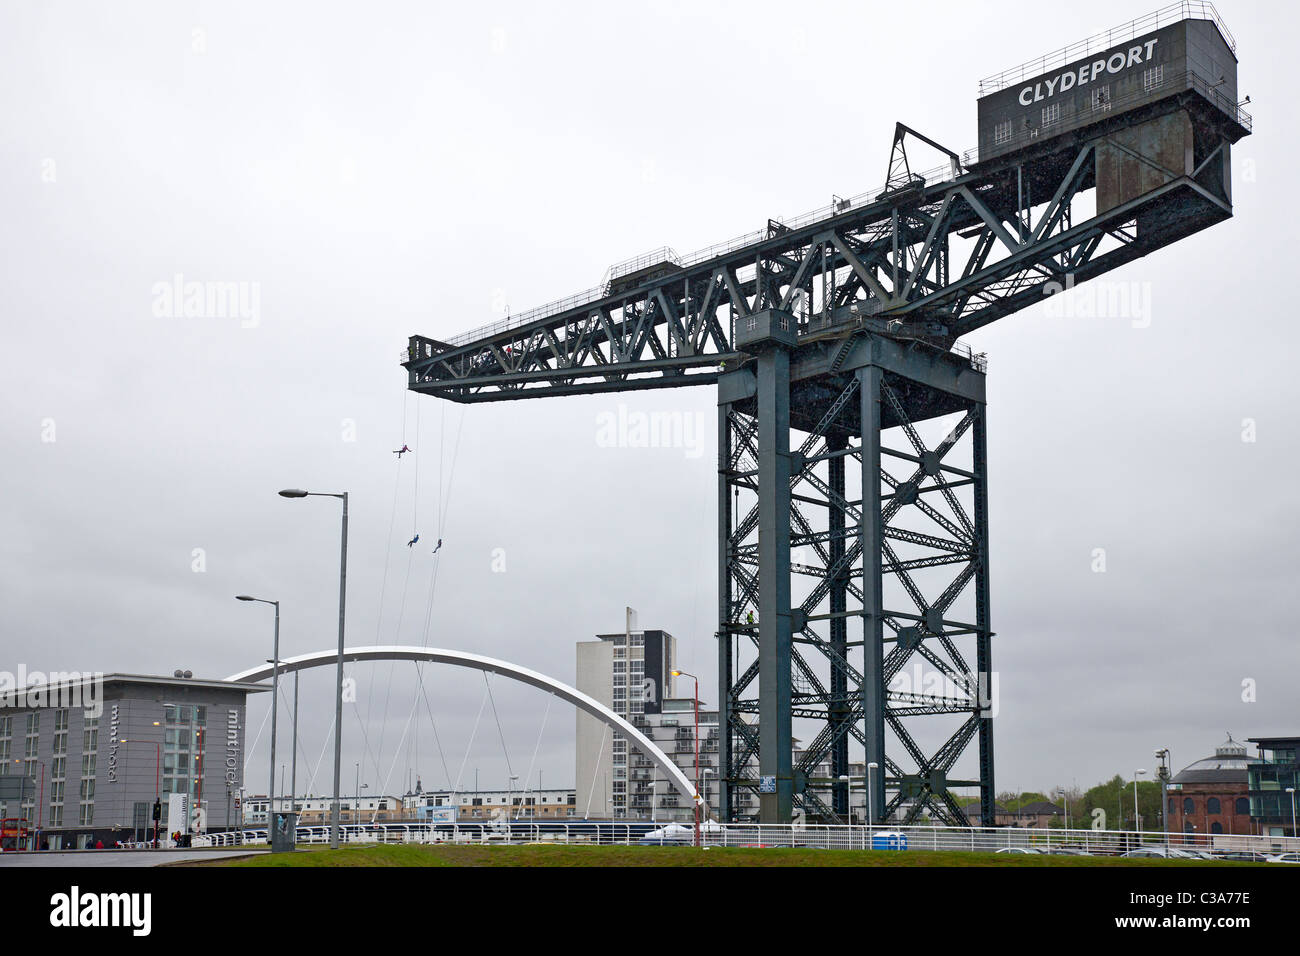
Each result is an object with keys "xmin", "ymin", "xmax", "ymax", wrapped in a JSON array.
[{"xmin": 404, "ymin": 6, "xmax": 1250, "ymax": 826}]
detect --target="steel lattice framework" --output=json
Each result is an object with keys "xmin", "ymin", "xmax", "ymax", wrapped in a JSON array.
[{"xmin": 405, "ymin": 69, "xmax": 1247, "ymax": 825}]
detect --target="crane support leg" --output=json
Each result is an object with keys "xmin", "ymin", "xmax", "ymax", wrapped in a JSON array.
[{"xmin": 720, "ymin": 319, "xmax": 994, "ymax": 826}]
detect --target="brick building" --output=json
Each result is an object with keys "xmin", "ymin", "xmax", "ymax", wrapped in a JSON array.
[{"xmin": 1167, "ymin": 735, "xmax": 1253, "ymax": 838}]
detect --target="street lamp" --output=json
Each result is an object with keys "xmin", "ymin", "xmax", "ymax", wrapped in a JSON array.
[
  {"xmin": 1287, "ymin": 787, "xmax": 1297, "ymax": 839},
  {"xmin": 671, "ymin": 668, "xmax": 701, "ymax": 847},
  {"xmin": 236, "ymin": 595, "xmax": 280, "ymax": 816},
  {"xmin": 119, "ymin": 738, "xmax": 162, "ymax": 848},
  {"xmin": 1134, "ymin": 769, "xmax": 1147, "ymax": 835},
  {"xmin": 279, "ymin": 487, "xmax": 348, "ymax": 849},
  {"xmin": 509, "ymin": 774, "xmax": 519, "ymax": 824},
  {"xmin": 291, "ymin": 671, "xmax": 300, "ymax": 813},
  {"xmin": 13, "ymin": 758, "xmax": 46, "ymax": 850},
  {"xmin": 192, "ymin": 727, "xmax": 206, "ymax": 839},
  {"xmin": 839, "ymin": 774, "xmax": 853, "ymax": 833},
  {"xmin": 1055, "ymin": 786, "xmax": 1069, "ymax": 830},
  {"xmin": 1155, "ymin": 748, "xmax": 1172, "ymax": 847},
  {"xmin": 702, "ymin": 768, "xmax": 712, "ymax": 820}
]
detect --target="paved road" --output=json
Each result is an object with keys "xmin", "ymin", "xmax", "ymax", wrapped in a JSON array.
[{"xmin": 0, "ymin": 849, "xmax": 265, "ymax": 867}]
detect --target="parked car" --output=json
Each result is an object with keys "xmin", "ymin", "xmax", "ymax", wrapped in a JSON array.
[
  {"xmin": 1121, "ymin": 847, "xmax": 1195, "ymax": 859},
  {"xmin": 1216, "ymin": 850, "xmax": 1270, "ymax": 863},
  {"xmin": 995, "ymin": 847, "xmax": 1042, "ymax": 854},
  {"xmin": 1266, "ymin": 851, "xmax": 1300, "ymax": 864}
]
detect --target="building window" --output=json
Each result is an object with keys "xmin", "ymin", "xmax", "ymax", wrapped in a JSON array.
[
  {"xmin": 1183, "ymin": 797, "xmax": 1194, "ymax": 814},
  {"xmin": 163, "ymin": 703, "xmax": 206, "ymax": 800},
  {"xmin": 79, "ymin": 717, "xmax": 97, "ymax": 826},
  {"xmin": 1041, "ymin": 103, "xmax": 1060, "ymax": 127},
  {"xmin": 994, "ymin": 120, "xmax": 1012, "ymax": 146},
  {"xmin": 1091, "ymin": 86, "xmax": 1111, "ymax": 112},
  {"xmin": 1143, "ymin": 64, "xmax": 1165, "ymax": 92},
  {"xmin": 24, "ymin": 717, "xmax": 39, "ymax": 778},
  {"xmin": 1235, "ymin": 797, "xmax": 1250, "ymax": 815},
  {"xmin": 1206, "ymin": 797, "xmax": 1221, "ymax": 814},
  {"xmin": 746, "ymin": 317, "xmax": 757, "ymax": 333},
  {"xmin": 1210, "ymin": 822, "xmax": 1223, "ymax": 834}
]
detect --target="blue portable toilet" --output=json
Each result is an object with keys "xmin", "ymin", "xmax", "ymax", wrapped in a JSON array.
[{"xmin": 870, "ymin": 830, "xmax": 908, "ymax": 851}]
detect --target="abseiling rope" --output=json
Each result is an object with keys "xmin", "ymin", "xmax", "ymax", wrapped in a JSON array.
[
  {"xmin": 371, "ymin": 398, "xmax": 421, "ymax": 766},
  {"xmin": 362, "ymin": 388, "xmax": 412, "ymax": 761}
]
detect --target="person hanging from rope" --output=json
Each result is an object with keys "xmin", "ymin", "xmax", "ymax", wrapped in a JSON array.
[
  {"xmin": 393, "ymin": 444, "xmax": 412, "ymax": 457},
  {"xmin": 407, "ymin": 533, "xmax": 420, "ymax": 548},
  {"xmin": 431, "ymin": 538, "xmax": 443, "ymax": 555}
]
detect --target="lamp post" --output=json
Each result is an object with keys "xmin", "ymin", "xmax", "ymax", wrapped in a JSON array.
[
  {"xmin": 671, "ymin": 668, "xmax": 700, "ymax": 847},
  {"xmin": 119, "ymin": 736, "xmax": 161, "ymax": 847},
  {"xmin": 1287, "ymin": 787, "xmax": 1297, "ymax": 840},
  {"xmin": 290, "ymin": 671, "xmax": 299, "ymax": 813},
  {"xmin": 1134, "ymin": 769, "xmax": 1147, "ymax": 836},
  {"xmin": 15, "ymin": 758, "xmax": 46, "ymax": 850},
  {"xmin": 509, "ymin": 774, "xmax": 519, "ymax": 825},
  {"xmin": 1055, "ymin": 786, "xmax": 1069, "ymax": 830},
  {"xmin": 702, "ymin": 768, "xmax": 712, "ymax": 820},
  {"xmin": 1155, "ymin": 748, "xmax": 1171, "ymax": 848},
  {"xmin": 279, "ymin": 488, "xmax": 348, "ymax": 849},
  {"xmin": 236, "ymin": 595, "xmax": 279, "ymax": 816},
  {"xmin": 193, "ymin": 727, "xmax": 206, "ymax": 838},
  {"xmin": 867, "ymin": 761, "xmax": 879, "ymax": 830}
]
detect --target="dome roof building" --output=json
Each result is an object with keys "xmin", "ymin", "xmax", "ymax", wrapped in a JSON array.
[
  {"xmin": 1167, "ymin": 735, "xmax": 1254, "ymax": 839},
  {"xmin": 1172, "ymin": 735, "xmax": 1251, "ymax": 786}
]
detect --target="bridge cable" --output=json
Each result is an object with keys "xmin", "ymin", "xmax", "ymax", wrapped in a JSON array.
[
  {"xmin": 483, "ymin": 671, "xmax": 514, "ymax": 782},
  {"xmin": 583, "ymin": 724, "xmax": 610, "ymax": 820},
  {"xmin": 514, "ymin": 694, "xmax": 552, "ymax": 820},
  {"xmin": 243, "ymin": 695, "xmax": 272, "ymax": 788},
  {"xmin": 303, "ymin": 711, "xmax": 337, "ymax": 798},
  {"xmin": 415, "ymin": 668, "xmax": 454, "ymax": 790},
  {"xmin": 373, "ymin": 666, "xmax": 426, "ymax": 813},
  {"xmin": 451, "ymin": 683, "xmax": 490, "ymax": 796}
]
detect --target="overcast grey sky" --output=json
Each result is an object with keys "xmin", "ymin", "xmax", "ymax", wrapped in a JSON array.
[{"xmin": 1, "ymin": 0, "xmax": 1294, "ymax": 804}]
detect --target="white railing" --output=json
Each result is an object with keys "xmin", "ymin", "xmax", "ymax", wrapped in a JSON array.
[
  {"xmin": 978, "ymin": 2, "xmax": 1235, "ymax": 95},
  {"xmin": 194, "ymin": 822, "xmax": 1298, "ymax": 858}
]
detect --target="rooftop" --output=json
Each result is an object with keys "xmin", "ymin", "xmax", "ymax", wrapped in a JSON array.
[
  {"xmin": 1173, "ymin": 735, "xmax": 1252, "ymax": 785},
  {"xmin": 978, "ymin": 2, "xmax": 1236, "ymax": 96}
]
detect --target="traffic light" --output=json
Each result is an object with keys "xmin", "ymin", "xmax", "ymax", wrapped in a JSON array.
[{"xmin": 152, "ymin": 800, "xmax": 161, "ymax": 822}]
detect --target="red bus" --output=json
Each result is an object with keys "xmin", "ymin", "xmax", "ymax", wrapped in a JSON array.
[{"xmin": 0, "ymin": 817, "xmax": 30, "ymax": 852}]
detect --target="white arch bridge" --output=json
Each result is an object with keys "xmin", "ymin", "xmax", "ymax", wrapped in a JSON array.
[{"xmin": 224, "ymin": 644, "xmax": 701, "ymax": 809}]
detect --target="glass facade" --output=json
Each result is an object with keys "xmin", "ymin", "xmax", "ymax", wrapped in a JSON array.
[
  {"xmin": 162, "ymin": 704, "xmax": 208, "ymax": 802},
  {"xmin": 1247, "ymin": 738, "xmax": 1300, "ymax": 835}
]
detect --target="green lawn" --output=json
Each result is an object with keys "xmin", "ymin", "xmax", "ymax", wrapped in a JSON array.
[{"xmin": 189, "ymin": 843, "xmax": 1259, "ymax": 868}]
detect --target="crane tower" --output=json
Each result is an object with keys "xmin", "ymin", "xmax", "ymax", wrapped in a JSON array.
[{"xmin": 403, "ymin": 3, "xmax": 1250, "ymax": 826}]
